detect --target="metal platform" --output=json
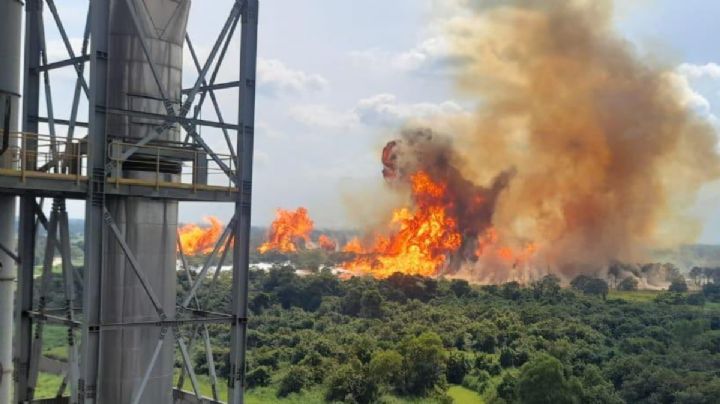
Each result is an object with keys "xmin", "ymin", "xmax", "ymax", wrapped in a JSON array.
[{"xmin": 0, "ymin": 132, "xmax": 237, "ymax": 201}]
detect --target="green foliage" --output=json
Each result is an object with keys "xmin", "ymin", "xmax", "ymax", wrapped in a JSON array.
[
  {"xmin": 617, "ymin": 276, "xmax": 638, "ymax": 291},
  {"xmin": 165, "ymin": 268, "xmax": 720, "ymax": 403},
  {"xmin": 277, "ymin": 366, "xmax": 311, "ymax": 397},
  {"xmin": 571, "ymin": 276, "xmax": 609, "ymax": 299},
  {"xmin": 515, "ymin": 354, "xmax": 580, "ymax": 404},
  {"xmin": 446, "ymin": 350, "xmax": 471, "ymax": 384},
  {"xmin": 401, "ymin": 332, "xmax": 448, "ymax": 396},
  {"xmin": 703, "ymin": 282, "xmax": 720, "ymax": 301},
  {"xmin": 669, "ymin": 277, "xmax": 689, "ymax": 293},
  {"xmin": 655, "ymin": 291, "xmax": 688, "ymax": 305},
  {"xmin": 532, "ymin": 275, "xmax": 561, "ymax": 301},
  {"xmin": 247, "ymin": 366, "xmax": 272, "ymax": 388},
  {"xmin": 449, "ymin": 279, "xmax": 472, "ymax": 297},
  {"xmin": 359, "ymin": 289, "xmax": 384, "ymax": 318},
  {"xmin": 461, "ymin": 370, "xmax": 491, "ymax": 394},
  {"xmin": 325, "ymin": 362, "xmax": 378, "ymax": 404},
  {"xmin": 369, "ymin": 350, "xmax": 404, "ymax": 390}
]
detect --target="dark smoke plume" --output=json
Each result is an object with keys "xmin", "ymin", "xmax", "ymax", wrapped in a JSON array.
[{"xmin": 381, "ymin": 129, "xmax": 516, "ymax": 272}]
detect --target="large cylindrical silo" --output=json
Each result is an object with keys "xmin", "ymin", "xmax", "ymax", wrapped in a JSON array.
[
  {"xmin": 0, "ymin": 0, "xmax": 21, "ymax": 401},
  {"xmin": 98, "ymin": 0, "xmax": 189, "ymax": 402}
]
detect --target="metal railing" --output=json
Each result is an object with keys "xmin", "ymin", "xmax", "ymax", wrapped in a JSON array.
[
  {"xmin": 0, "ymin": 131, "xmax": 86, "ymax": 183},
  {"xmin": 107, "ymin": 139, "xmax": 235, "ymax": 192},
  {"xmin": 0, "ymin": 131, "xmax": 235, "ymax": 192}
]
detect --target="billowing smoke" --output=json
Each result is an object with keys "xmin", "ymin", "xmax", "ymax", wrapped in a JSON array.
[{"xmin": 373, "ymin": 0, "xmax": 720, "ymax": 282}]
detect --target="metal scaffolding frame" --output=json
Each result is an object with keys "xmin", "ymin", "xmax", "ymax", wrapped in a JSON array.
[{"xmin": 7, "ymin": 0, "xmax": 259, "ymax": 403}]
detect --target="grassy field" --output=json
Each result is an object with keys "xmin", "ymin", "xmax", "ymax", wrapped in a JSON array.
[
  {"xmin": 447, "ymin": 385, "xmax": 484, "ymax": 403},
  {"xmin": 608, "ymin": 289, "xmax": 662, "ymax": 302},
  {"xmin": 34, "ymin": 369, "xmax": 480, "ymax": 403},
  {"xmin": 173, "ymin": 383, "xmax": 481, "ymax": 403}
]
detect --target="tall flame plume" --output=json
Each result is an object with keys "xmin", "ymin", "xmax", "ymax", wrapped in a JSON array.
[
  {"xmin": 258, "ymin": 208, "xmax": 314, "ymax": 254},
  {"xmin": 178, "ymin": 216, "xmax": 223, "ymax": 256}
]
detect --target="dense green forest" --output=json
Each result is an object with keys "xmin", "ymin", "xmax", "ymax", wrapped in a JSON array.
[{"xmin": 172, "ymin": 267, "xmax": 720, "ymax": 403}]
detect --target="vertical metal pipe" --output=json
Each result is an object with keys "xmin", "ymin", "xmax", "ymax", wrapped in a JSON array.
[
  {"xmin": 229, "ymin": 1, "xmax": 259, "ymax": 402},
  {"xmin": 98, "ymin": 1, "xmax": 188, "ymax": 402},
  {"xmin": 0, "ymin": 0, "xmax": 21, "ymax": 400}
]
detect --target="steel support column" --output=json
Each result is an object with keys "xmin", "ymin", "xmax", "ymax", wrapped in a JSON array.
[
  {"xmin": 14, "ymin": 199, "xmax": 36, "ymax": 403},
  {"xmin": 0, "ymin": 0, "xmax": 22, "ymax": 400},
  {"xmin": 14, "ymin": 0, "xmax": 43, "ymax": 402},
  {"xmin": 80, "ymin": 0, "xmax": 110, "ymax": 401},
  {"xmin": 229, "ymin": 1, "xmax": 259, "ymax": 402}
]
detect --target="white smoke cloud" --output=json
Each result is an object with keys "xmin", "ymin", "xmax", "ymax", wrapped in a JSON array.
[{"xmin": 672, "ymin": 63, "xmax": 720, "ymax": 129}]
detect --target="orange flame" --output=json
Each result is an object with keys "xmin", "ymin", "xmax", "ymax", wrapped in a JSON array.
[
  {"xmin": 343, "ymin": 237, "xmax": 365, "ymax": 254},
  {"xmin": 318, "ymin": 235, "xmax": 337, "ymax": 251},
  {"xmin": 178, "ymin": 216, "xmax": 223, "ymax": 255},
  {"xmin": 475, "ymin": 227, "xmax": 538, "ymax": 269},
  {"xmin": 341, "ymin": 171, "xmax": 462, "ymax": 278},
  {"xmin": 258, "ymin": 207, "xmax": 314, "ymax": 254}
]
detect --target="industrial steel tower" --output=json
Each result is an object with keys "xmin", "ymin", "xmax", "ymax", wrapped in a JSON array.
[
  {"xmin": 0, "ymin": 0, "xmax": 258, "ymax": 402},
  {"xmin": 0, "ymin": 0, "xmax": 21, "ymax": 402}
]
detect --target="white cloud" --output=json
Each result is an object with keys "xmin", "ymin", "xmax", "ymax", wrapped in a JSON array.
[
  {"xmin": 393, "ymin": 37, "xmax": 450, "ymax": 71},
  {"xmin": 349, "ymin": 36, "xmax": 452, "ymax": 74},
  {"xmin": 290, "ymin": 93, "xmax": 467, "ymax": 129},
  {"xmin": 677, "ymin": 63, "xmax": 720, "ymax": 79},
  {"xmin": 289, "ymin": 104, "xmax": 358, "ymax": 129},
  {"xmin": 355, "ymin": 93, "xmax": 466, "ymax": 126},
  {"xmin": 257, "ymin": 58, "xmax": 329, "ymax": 95}
]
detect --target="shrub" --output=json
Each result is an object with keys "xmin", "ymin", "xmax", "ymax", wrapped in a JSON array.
[
  {"xmin": 500, "ymin": 348, "xmax": 514, "ymax": 368},
  {"xmin": 669, "ymin": 278, "xmax": 688, "ymax": 293},
  {"xmin": 703, "ymin": 283, "xmax": 720, "ymax": 302},
  {"xmin": 325, "ymin": 364, "xmax": 378, "ymax": 404},
  {"xmin": 655, "ymin": 292, "xmax": 687, "ymax": 305},
  {"xmin": 246, "ymin": 366, "xmax": 271, "ymax": 389},
  {"xmin": 687, "ymin": 293, "xmax": 706, "ymax": 306},
  {"xmin": 515, "ymin": 354, "xmax": 581, "ymax": 404},
  {"xmin": 446, "ymin": 350, "xmax": 471, "ymax": 384},
  {"xmin": 277, "ymin": 366, "xmax": 310, "ymax": 397},
  {"xmin": 401, "ymin": 332, "xmax": 448, "ymax": 396},
  {"xmin": 462, "ymin": 370, "xmax": 491, "ymax": 394},
  {"xmin": 369, "ymin": 350, "xmax": 403, "ymax": 390},
  {"xmin": 617, "ymin": 277, "xmax": 638, "ymax": 291}
]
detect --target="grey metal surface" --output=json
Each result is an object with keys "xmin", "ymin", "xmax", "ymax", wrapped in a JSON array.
[
  {"xmin": 81, "ymin": 0, "xmax": 110, "ymax": 400},
  {"xmin": 99, "ymin": 195, "xmax": 178, "ymax": 403},
  {"xmin": 16, "ymin": 3, "xmax": 44, "ymax": 397},
  {"xmin": 0, "ymin": 174, "xmax": 238, "ymax": 202},
  {"xmin": 230, "ymin": 1, "xmax": 259, "ymax": 402},
  {"xmin": 0, "ymin": 0, "xmax": 21, "ymax": 401},
  {"xmin": 106, "ymin": 0, "xmax": 189, "ymax": 144},
  {"xmin": 98, "ymin": 2, "xmax": 189, "ymax": 401}
]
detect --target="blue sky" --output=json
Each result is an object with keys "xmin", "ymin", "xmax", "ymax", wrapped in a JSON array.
[{"xmin": 41, "ymin": 0, "xmax": 720, "ymax": 242}]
